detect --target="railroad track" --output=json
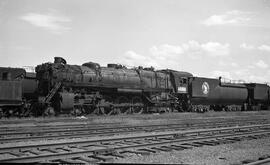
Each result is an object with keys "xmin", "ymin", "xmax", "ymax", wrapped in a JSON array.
[
  {"xmin": 0, "ymin": 119, "xmax": 269, "ymax": 143},
  {"xmin": 245, "ymin": 156, "xmax": 270, "ymax": 165},
  {"xmin": 1, "ymin": 116, "xmax": 268, "ymax": 133},
  {"xmin": 0, "ymin": 124, "xmax": 270, "ymax": 163},
  {"xmin": 0, "ymin": 113, "xmax": 267, "ymax": 128}
]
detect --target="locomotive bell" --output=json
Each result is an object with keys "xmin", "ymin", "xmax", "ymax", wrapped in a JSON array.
[{"xmin": 54, "ymin": 57, "xmax": 67, "ymax": 65}]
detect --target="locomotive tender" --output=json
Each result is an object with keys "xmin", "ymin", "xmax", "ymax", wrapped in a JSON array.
[{"xmin": 0, "ymin": 57, "xmax": 269, "ymax": 117}]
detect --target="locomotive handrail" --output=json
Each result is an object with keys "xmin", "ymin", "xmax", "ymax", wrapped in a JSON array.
[{"xmin": 44, "ymin": 82, "xmax": 62, "ymax": 103}]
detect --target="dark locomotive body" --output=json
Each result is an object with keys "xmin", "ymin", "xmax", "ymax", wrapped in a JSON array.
[
  {"xmin": 34, "ymin": 57, "xmax": 270, "ymax": 115},
  {"xmin": 246, "ymin": 83, "xmax": 270, "ymax": 110},
  {"xmin": 187, "ymin": 77, "xmax": 270, "ymax": 112},
  {"xmin": 0, "ymin": 67, "xmax": 25, "ymax": 117},
  {"xmin": 0, "ymin": 57, "xmax": 269, "ymax": 117},
  {"xmin": 0, "ymin": 67, "xmax": 38, "ymax": 117},
  {"xmin": 35, "ymin": 57, "xmax": 193, "ymax": 115},
  {"xmin": 188, "ymin": 77, "xmax": 248, "ymax": 112},
  {"xmin": 22, "ymin": 72, "xmax": 38, "ymax": 101}
]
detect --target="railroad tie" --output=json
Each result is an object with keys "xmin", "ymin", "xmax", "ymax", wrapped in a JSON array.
[
  {"xmin": 216, "ymin": 138, "xmax": 236, "ymax": 144},
  {"xmin": 90, "ymin": 154, "xmax": 114, "ymax": 162},
  {"xmin": 57, "ymin": 158, "xmax": 86, "ymax": 164},
  {"xmin": 23, "ymin": 149, "xmax": 45, "ymax": 156},
  {"xmin": 151, "ymin": 147, "xmax": 172, "ymax": 152},
  {"xmin": 225, "ymin": 137, "xmax": 242, "ymax": 141},
  {"xmin": 192, "ymin": 141, "xmax": 217, "ymax": 146},
  {"xmin": 55, "ymin": 146, "xmax": 72, "ymax": 152},
  {"xmin": 121, "ymin": 150, "xmax": 151, "ymax": 156},
  {"xmin": 164, "ymin": 145, "xmax": 183, "ymax": 150},
  {"xmin": 172, "ymin": 144, "xmax": 193, "ymax": 149},
  {"xmin": 7, "ymin": 151, "xmax": 25, "ymax": 157},
  {"xmin": 76, "ymin": 156, "xmax": 100, "ymax": 163},
  {"xmin": 39, "ymin": 148, "xmax": 58, "ymax": 153},
  {"xmin": 109, "ymin": 151, "xmax": 125, "ymax": 158},
  {"xmin": 184, "ymin": 143, "xmax": 203, "ymax": 147},
  {"xmin": 161, "ymin": 146, "xmax": 181, "ymax": 151},
  {"xmin": 138, "ymin": 148, "xmax": 158, "ymax": 153}
]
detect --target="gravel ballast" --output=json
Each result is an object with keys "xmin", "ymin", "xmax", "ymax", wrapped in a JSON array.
[{"xmin": 113, "ymin": 137, "xmax": 270, "ymax": 165}]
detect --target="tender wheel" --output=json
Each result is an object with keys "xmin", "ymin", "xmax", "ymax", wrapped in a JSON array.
[{"xmin": 71, "ymin": 106, "xmax": 84, "ymax": 116}]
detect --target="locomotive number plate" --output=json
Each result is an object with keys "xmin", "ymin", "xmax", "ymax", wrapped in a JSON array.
[{"xmin": 178, "ymin": 87, "xmax": 187, "ymax": 93}]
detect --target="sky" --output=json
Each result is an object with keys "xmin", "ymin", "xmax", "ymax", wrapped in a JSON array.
[{"xmin": 0, "ymin": 0, "xmax": 270, "ymax": 83}]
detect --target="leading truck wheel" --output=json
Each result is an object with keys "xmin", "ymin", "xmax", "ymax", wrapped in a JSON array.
[{"xmin": 43, "ymin": 106, "xmax": 55, "ymax": 116}]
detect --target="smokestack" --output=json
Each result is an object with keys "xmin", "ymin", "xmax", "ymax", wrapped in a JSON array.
[{"xmin": 54, "ymin": 57, "xmax": 67, "ymax": 65}]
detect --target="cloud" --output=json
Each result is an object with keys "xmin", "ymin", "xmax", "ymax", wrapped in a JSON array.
[
  {"xmin": 118, "ymin": 41, "xmax": 230, "ymax": 70},
  {"xmin": 219, "ymin": 61, "xmax": 239, "ymax": 67},
  {"xmin": 234, "ymin": 69, "xmax": 269, "ymax": 83},
  {"xmin": 20, "ymin": 11, "xmax": 71, "ymax": 34},
  {"xmin": 120, "ymin": 45, "xmax": 269, "ymax": 84},
  {"xmin": 258, "ymin": 45, "xmax": 270, "ymax": 52},
  {"xmin": 231, "ymin": 62, "xmax": 239, "ymax": 67},
  {"xmin": 180, "ymin": 41, "xmax": 230, "ymax": 57},
  {"xmin": 201, "ymin": 42, "xmax": 230, "ymax": 56},
  {"xmin": 255, "ymin": 60, "xmax": 268, "ymax": 69},
  {"xmin": 240, "ymin": 43, "xmax": 270, "ymax": 52},
  {"xmin": 219, "ymin": 68, "xmax": 270, "ymax": 83},
  {"xmin": 180, "ymin": 41, "xmax": 204, "ymax": 59},
  {"xmin": 209, "ymin": 63, "xmax": 269, "ymax": 84},
  {"xmin": 240, "ymin": 43, "xmax": 255, "ymax": 50},
  {"xmin": 202, "ymin": 10, "xmax": 251, "ymax": 26},
  {"xmin": 121, "ymin": 51, "xmax": 162, "ymax": 68},
  {"xmin": 149, "ymin": 44, "xmax": 183, "ymax": 57},
  {"xmin": 211, "ymin": 70, "xmax": 232, "ymax": 79},
  {"xmin": 247, "ymin": 75, "xmax": 269, "ymax": 83}
]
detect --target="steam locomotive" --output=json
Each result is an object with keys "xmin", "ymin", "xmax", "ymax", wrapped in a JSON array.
[{"xmin": 0, "ymin": 57, "xmax": 269, "ymax": 117}]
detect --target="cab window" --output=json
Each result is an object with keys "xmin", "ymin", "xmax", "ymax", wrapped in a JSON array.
[
  {"xmin": 183, "ymin": 78, "xmax": 187, "ymax": 84},
  {"xmin": 2, "ymin": 72, "xmax": 8, "ymax": 80}
]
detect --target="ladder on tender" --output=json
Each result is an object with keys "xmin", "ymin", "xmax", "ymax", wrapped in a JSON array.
[{"xmin": 44, "ymin": 82, "xmax": 62, "ymax": 103}]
